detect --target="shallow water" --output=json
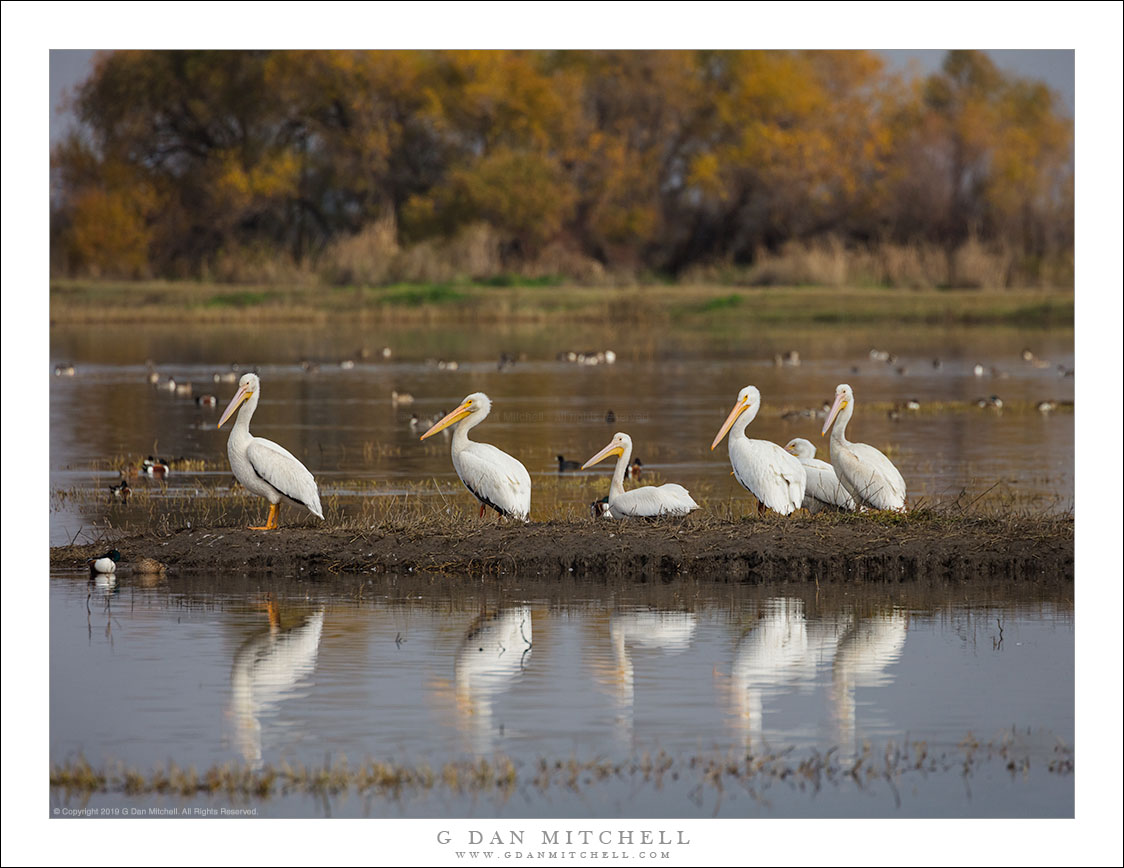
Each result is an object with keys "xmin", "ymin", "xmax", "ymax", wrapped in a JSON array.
[
  {"xmin": 49, "ymin": 322, "xmax": 1074, "ymax": 544},
  {"xmin": 49, "ymin": 571, "xmax": 1073, "ymax": 818}
]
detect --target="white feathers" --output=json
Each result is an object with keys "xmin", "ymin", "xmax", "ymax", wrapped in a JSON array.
[
  {"xmin": 246, "ymin": 437, "xmax": 324, "ymax": 518},
  {"xmin": 453, "ymin": 439, "xmax": 532, "ymax": 520},
  {"xmin": 729, "ymin": 437, "xmax": 807, "ymax": 515},
  {"xmin": 822, "ymin": 384, "xmax": 907, "ymax": 511},
  {"xmin": 423, "ymin": 392, "xmax": 532, "ymax": 520},
  {"xmin": 785, "ymin": 438, "xmax": 856, "ymax": 513},
  {"xmin": 220, "ymin": 373, "xmax": 324, "ymax": 522},
  {"xmin": 583, "ymin": 432, "xmax": 698, "ymax": 518},
  {"xmin": 714, "ymin": 386, "xmax": 806, "ymax": 515}
]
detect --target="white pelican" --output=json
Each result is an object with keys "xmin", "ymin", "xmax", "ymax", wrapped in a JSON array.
[
  {"xmin": 821, "ymin": 383, "xmax": 907, "ymax": 511},
  {"xmin": 217, "ymin": 373, "xmax": 324, "ymax": 530},
  {"xmin": 420, "ymin": 392, "xmax": 531, "ymax": 520},
  {"xmin": 583, "ymin": 432, "xmax": 698, "ymax": 518},
  {"xmin": 712, "ymin": 386, "xmax": 806, "ymax": 515},
  {"xmin": 784, "ymin": 438, "xmax": 856, "ymax": 514}
]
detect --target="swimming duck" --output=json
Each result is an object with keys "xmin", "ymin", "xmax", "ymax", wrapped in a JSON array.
[
  {"xmin": 88, "ymin": 549, "xmax": 121, "ymax": 576},
  {"xmin": 557, "ymin": 455, "xmax": 581, "ymax": 472},
  {"xmin": 141, "ymin": 456, "xmax": 170, "ymax": 478},
  {"xmin": 109, "ymin": 477, "xmax": 131, "ymax": 503}
]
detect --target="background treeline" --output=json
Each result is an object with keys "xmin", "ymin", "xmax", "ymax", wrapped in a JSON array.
[{"xmin": 50, "ymin": 50, "xmax": 1073, "ymax": 288}]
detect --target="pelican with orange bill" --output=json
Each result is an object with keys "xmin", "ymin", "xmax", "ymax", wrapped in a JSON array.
[
  {"xmin": 711, "ymin": 385, "xmax": 806, "ymax": 515},
  {"xmin": 820, "ymin": 383, "xmax": 906, "ymax": 511},
  {"xmin": 420, "ymin": 392, "xmax": 531, "ymax": 520},
  {"xmin": 217, "ymin": 373, "xmax": 324, "ymax": 530},
  {"xmin": 582, "ymin": 432, "xmax": 698, "ymax": 518}
]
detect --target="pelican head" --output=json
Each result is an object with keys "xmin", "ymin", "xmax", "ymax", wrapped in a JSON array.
[
  {"xmin": 420, "ymin": 391, "xmax": 491, "ymax": 440},
  {"xmin": 582, "ymin": 432, "xmax": 633, "ymax": 469},
  {"xmin": 785, "ymin": 437, "xmax": 816, "ymax": 460},
  {"xmin": 218, "ymin": 373, "xmax": 260, "ymax": 428},
  {"xmin": 711, "ymin": 385, "xmax": 761, "ymax": 450},
  {"xmin": 822, "ymin": 383, "xmax": 854, "ymax": 436}
]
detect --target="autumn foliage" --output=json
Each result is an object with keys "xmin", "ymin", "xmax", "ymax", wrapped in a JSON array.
[{"xmin": 50, "ymin": 50, "xmax": 1073, "ymax": 288}]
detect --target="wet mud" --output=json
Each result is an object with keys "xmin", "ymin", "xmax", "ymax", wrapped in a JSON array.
[{"xmin": 52, "ymin": 516, "xmax": 1074, "ymax": 584}]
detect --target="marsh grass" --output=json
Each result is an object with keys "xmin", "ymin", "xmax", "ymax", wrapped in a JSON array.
[
  {"xmin": 51, "ymin": 731, "xmax": 1072, "ymax": 804},
  {"xmin": 50, "ymin": 280, "xmax": 1073, "ymax": 328},
  {"xmin": 52, "ymin": 466, "xmax": 1072, "ymax": 547}
]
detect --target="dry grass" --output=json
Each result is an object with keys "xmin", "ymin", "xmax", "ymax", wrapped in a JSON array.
[
  {"xmin": 49, "ymin": 279, "xmax": 1073, "ymax": 328},
  {"xmin": 50, "ymin": 730, "xmax": 1072, "ymax": 805},
  {"xmin": 684, "ymin": 236, "xmax": 1072, "ymax": 291}
]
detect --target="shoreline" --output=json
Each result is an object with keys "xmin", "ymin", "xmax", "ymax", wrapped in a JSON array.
[
  {"xmin": 49, "ymin": 281, "xmax": 1075, "ymax": 328},
  {"xmin": 51, "ymin": 516, "xmax": 1074, "ymax": 582}
]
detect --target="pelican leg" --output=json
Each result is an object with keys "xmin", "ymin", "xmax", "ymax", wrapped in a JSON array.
[
  {"xmin": 479, "ymin": 503, "xmax": 486, "ymax": 518},
  {"xmin": 250, "ymin": 503, "xmax": 280, "ymax": 530},
  {"xmin": 757, "ymin": 500, "xmax": 766, "ymax": 517}
]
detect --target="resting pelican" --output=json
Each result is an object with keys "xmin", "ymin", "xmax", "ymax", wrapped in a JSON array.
[
  {"xmin": 583, "ymin": 432, "xmax": 697, "ymax": 518},
  {"xmin": 420, "ymin": 392, "xmax": 531, "ymax": 520},
  {"xmin": 821, "ymin": 383, "xmax": 907, "ymax": 511},
  {"xmin": 784, "ymin": 438, "xmax": 856, "ymax": 513},
  {"xmin": 712, "ymin": 386, "xmax": 806, "ymax": 515},
  {"xmin": 217, "ymin": 373, "xmax": 324, "ymax": 530}
]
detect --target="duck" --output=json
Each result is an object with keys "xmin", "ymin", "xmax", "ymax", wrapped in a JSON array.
[
  {"xmin": 141, "ymin": 456, "xmax": 170, "ymax": 478},
  {"xmin": 557, "ymin": 455, "xmax": 581, "ymax": 472},
  {"xmin": 88, "ymin": 549, "xmax": 121, "ymax": 577},
  {"xmin": 109, "ymin": 477, "xmax": 131, "ymax": 503},
  {"xmin": 391, "ymin": 390, "xmax": 415, "ymax": 406},
  {"xmin": 195, "ymin": 394, "xmax": 218, "ymax": 408}
]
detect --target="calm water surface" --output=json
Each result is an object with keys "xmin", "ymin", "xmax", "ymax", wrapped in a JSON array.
[
  {"xmin": 49, "ymin": 322, "xmax": 1074, "ymax": 544},
  {"xmin": 48, "ymin": 320, "xmax": 1074, "ymax": 818},
  {"xmin": 50, "ymin": 572, "xmax": 1073, "ymax": 818}
]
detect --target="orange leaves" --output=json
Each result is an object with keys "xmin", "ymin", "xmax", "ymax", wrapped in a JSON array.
[{"xmin": 50, "ymin": 49, "xmax": 1072, "ymax": 283}]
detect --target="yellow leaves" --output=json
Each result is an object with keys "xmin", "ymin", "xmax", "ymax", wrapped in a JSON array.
[{"xmin": 67, "ymin": 186, "xmax": 155, "ymax": 278}]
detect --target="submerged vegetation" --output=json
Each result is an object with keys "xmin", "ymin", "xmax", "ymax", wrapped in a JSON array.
[{"xmin": 50, "ymin": 733, "xmax": 1073, "ymax": 806}]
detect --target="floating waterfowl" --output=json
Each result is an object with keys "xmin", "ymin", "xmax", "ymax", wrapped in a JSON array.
[
  {"xmin": 109, "ymin": 477, "xmax": 131, "ymax": 503},
  {"xmin": 217, "ymin": 373, "xmax": 324, "ymax": 530},
  {"xmin": 420, "ymin": 392, "xmax": 531, "ymax": 521},
  {"xmin": 88, "ymin": 549, "xmax": 121, "ymax": 576},
  {"xmin": 54, "ymin": 363, "xmax": 76, "ymax": 377},
  {"xmin": 557, "ymin": 455, "xmax": 581, "ymax": 472},
  {"xmin": 141, "ymin": 457, "xmax": 170, "ymax": 478},
  {"xmin": 391, "ymin": 390, "xmax": 414, "ymax": 406},
  {"xmin": 195, "ymin": 394, "xmax": 218, "ymax": 407}
]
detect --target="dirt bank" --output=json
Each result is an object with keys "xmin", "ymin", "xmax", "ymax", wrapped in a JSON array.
[{"xmin": 51, "ymin": 515, "xmax": 1073, "ymax": 584}]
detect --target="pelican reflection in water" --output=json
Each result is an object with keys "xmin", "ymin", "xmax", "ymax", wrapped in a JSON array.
[
  {"xmin": 231, "ymin": 606, "xmax": 325, "ymax": 768},
  {"xmin": 453, "ymin": 608, "xmax": 533, "ymax": 753},
  {"xmin": 724, "ymin": 598, "xmax": 847, "ymax": 751},
  {"xmin": 830, "ymin": 610, "xmax": 908, "ymax": 760},
  {"xmin": 591, "ymin": 611, "xmax": 697, "ymax": 745}
]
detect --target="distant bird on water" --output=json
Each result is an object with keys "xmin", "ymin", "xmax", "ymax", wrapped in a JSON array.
[{"xmin": 557, "ymin": 455, "xmax": 581, "ymax": 472}]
